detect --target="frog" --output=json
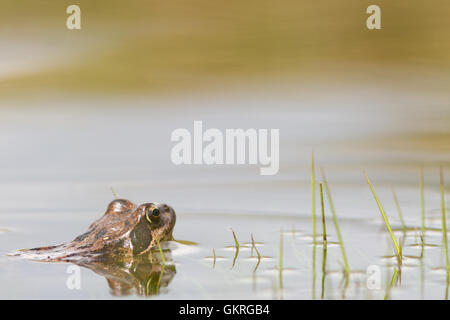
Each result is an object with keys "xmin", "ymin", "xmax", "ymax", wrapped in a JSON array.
[{"xmin": 16, "ymin": 199, "xmax": 176, "ymax": 262}]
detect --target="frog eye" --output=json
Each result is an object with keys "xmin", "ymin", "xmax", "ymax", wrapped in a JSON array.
[
  {"xmin": 145, "ymin": 207, "xmax": 160, "ymax": 223},
  {"xmin": 151, "ymin": 208, "xmax": 160, "ymax": 217}
]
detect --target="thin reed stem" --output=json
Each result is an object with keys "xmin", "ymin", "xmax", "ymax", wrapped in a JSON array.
[
  {"xmin": 392, "ymin": 188, "xmax": 407, "ymax": 233},
  {"xmin": 321, "ymin": 168, "xmax": 349, "ymax": 275},
  {"xmin": 364, "ymin": 171, "xmax": 401, "ymax": 261},
  {"xmin": 420, "ymin": 167, "xmax": 425, "ymax": 236},
  {"xmin": 320, "ymin": 183, "xmax": 327, "ymax": 246},
  {"xmin": 440, "ymin": 167, "xmax": 449, "ymax": 272},
  {"xmin": 156, "ymin": 239, "xmax": 166, "ymax": 265},
  {"xmin": 312, "ymin": 151, "xmax": 316, "ymax": 244}
]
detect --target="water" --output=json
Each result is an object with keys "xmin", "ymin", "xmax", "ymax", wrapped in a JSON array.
[
  {"xmin": 0, "ymin": 80, "xmax": 449, "ymax": 299},
  {"xmin": 1, "ymin": 0, "xmax": 450, "ymax": 300}
]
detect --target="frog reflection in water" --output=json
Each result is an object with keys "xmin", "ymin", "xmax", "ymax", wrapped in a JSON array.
[
  {"xmin": 78, "ymin": 251, "xmax": 176, "ymax": 296},
  {"xmin": 17, "ymin": 199, "xmax": 177, "ymax": 296}
]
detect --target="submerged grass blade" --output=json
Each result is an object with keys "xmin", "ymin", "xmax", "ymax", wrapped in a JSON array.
[
  {"xmin": 251, "ymin": 234, "xmax": 261, "ymax": 259},
  {"xmin": 231, "ymin": 248, "xmax": 239, "ymax": 269},
  {"xmin": 440, "ymin": 167, "xmax": 449, "ymax": 272},
  {"xmin": 446, "ymin": 273, "xmax": 449, "ymax": 300},
  {"xmin": 320, "ymin": 183, "xmax": 327, "ymax": 246},
  {"xmin": 321, "ymin": 240, "xmax": 327, "ymax": 300},
  {"xmin": 398, "ymin": 237, "xmax": 403, "ymax": 284},
  {"xmin": 231, "ymin": 229, "xmax": 240, "ymax": 248},
  {"xmin": 420, "ymin": 234, "xmax": 425, "ymax": 259},
  {"xmin": 319, "ymin": 182, "xmax": 327, "ymax": 299},
  {"xmin": 231, "ymin": 229, "xmax": 240, "ymax": 269},
  {"xmin": 445, "ymin": 271, "xmax": 450, "ymax": 300},
  {"xmin": 364, "ymin": 171, "xmax": 401, "ymax": 260},
  {"xmin": 278, "ymin": 229, "xmax": 283, "ymax": 289},
  {"xmin": 321, "ymin": 168, "xmax": 349, "ymax": 275},
  {"xmin": 156, "ymin": 239, "xmax": 166, "ymax": 265},
  {"xmin": 392, "ymin": 188, "xmax": 407, "ymax": 233},
  {"xmin": 154, "ymin": 264, "xmax": 165, "ymax": 295},
  {"xmin": 384, "ymin": 268, "xmax": 399, "ymax": 300},
  {"xmin": 312, "ymin": 244, "xmax": 316, "ymax": 300},
  {"xmin": 312, "ymin": 151, "xmax": 316, "ymax": 245},
  {"xmin": 251, "ymin": 234, "xmax": 261, "ymax": 273}
]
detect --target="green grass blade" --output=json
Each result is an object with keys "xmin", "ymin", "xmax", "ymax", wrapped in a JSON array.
[
  {"xmin": 320, "ymin": 183, "xmax": 327, "ymax": 246},
  {"xmin": 420, "ymin": 233, "xmax": 425, "ymax": 259},
  {"xmin": 312, "ymin": 151, "xmax": 316, "ymax": 245},
  {"xmin": 321, "ymin": 240, "xmax": 327, "ymax": 300},
  {"xmin": 251, "ymin": 233, "xmax": 261, "ymax": 259},
  {"xmin": 110, "ymin": 187, "xmax": 118, "ymax": 199},
  {"xmin": 446, "ymin": 272, "xmax": 449, "ymax": 300},
  {"xmin": 278, "ymin": 228, "xmax": 283, "ymax": 289},
  {"xmin": 321, "ymin": 168, "xmax": 349, "ymax": 274},
  {"xmin": 319, "ymin": 182, "xmax": 327, "ymax": 300},
  {"xmin": 154, "ymin": 264, "xmax": 165, "ymax": 295},
  {"xmin": 251, "ymin": 234, "xmax": 261, "ymax": 273},
  {"xmin": 392, "ymin": 188, "xmax": 407, "ymax": 233},
  {"xmin": 156, "ymin": 239, "xmax": 166, "ymax": 265},
  {"xmin": 364, "ymin": 171, "xmax": 401, "ymax": 260},
  {"xmin": 174, "ymin": 239, "xmax": 199, "ymax": 246},
  {"xmin": 231, "ymin": 229, "xmax": 240, "ymax": 248},
  {"xmin": 231, "ymin": 229, "xmax": 240, "ymax": 269},
  {"xmin": 384, "ymin": 268, "xmax": 399, "ymax": 300},
  {"xmin": 312, "ymin": 244, "xmax": 316, "ymax": 300},
  {"xmin": 440, "ymin": 167, "xmax": 449, "ymax": 272},
  {"xmin": 420, "ymin": 167, "xmax": 425, "ymax": 235}
]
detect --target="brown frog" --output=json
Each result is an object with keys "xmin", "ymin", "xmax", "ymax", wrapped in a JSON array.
[{"xmin": 18, "ymin": 199, "xmax": 176, "ymax": 262}]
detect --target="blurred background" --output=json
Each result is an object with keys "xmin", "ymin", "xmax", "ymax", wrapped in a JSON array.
[
  {"xmin": 0, "ymin": 0, "xmax": 449, "ymax": 222},
  {"xmin": 1, "ymin": 0, "xmax": 450, "ymax": 300}
]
